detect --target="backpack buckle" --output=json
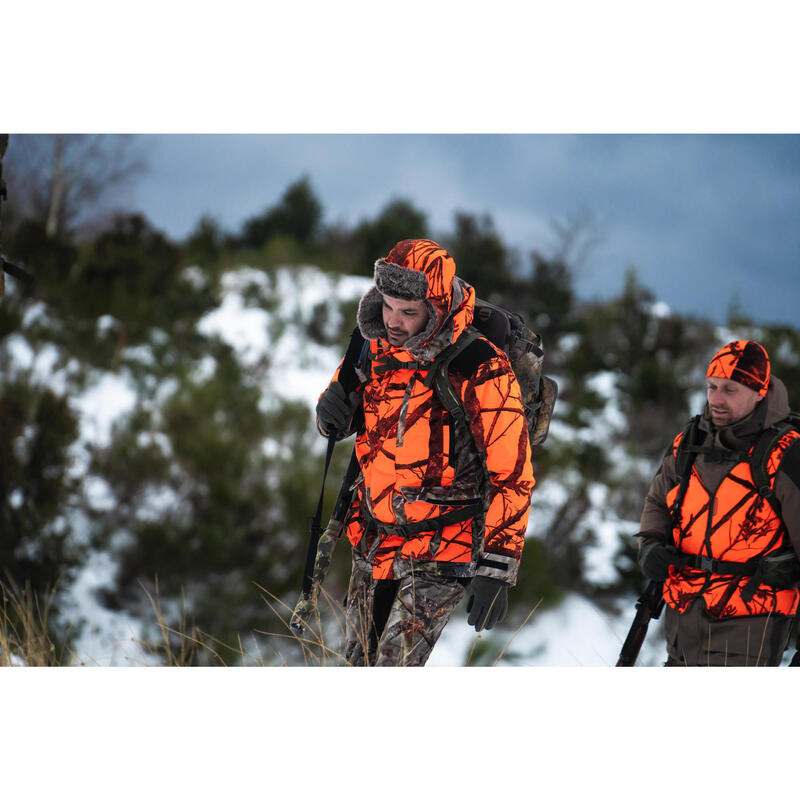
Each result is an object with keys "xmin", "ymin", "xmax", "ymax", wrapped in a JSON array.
[{"xmin": 699, "ymin": 556, "xmax": 718, "ymax": 572}]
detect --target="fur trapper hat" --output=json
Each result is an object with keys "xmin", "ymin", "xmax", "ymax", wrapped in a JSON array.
[{"xmin": 357, "ymin": 239, "xmax": 462, "ymax": 355}]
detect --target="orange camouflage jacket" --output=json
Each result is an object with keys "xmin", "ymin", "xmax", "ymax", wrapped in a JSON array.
[{"xmin": 321, "ymin": 240, "xmax": 534, "ymax": 583}]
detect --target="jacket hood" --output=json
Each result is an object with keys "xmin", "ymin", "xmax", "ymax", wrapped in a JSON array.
[{"xmin": 357, "ymin": 238, "xmax": 475, "ymax": 361}]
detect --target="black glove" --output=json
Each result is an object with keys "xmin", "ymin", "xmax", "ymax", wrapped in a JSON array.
[
  {"xmin": 639, "ymin": 539, "xmax": 681, "ymax": 582},
  {"xmin": 316, "ymin": 382, "xmax": 360, "ymax": 436},
  {"xmin": 466, "ymin": 576, "xmax": 509, "ymax": 632}
]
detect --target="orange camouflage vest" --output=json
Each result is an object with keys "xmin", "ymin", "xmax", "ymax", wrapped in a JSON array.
[{"xmin": 664, "ymin": 427, "xmax": 800, "ymax": 617}]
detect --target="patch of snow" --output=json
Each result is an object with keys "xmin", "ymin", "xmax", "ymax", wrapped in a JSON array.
[
  {"xmin": 648, "ymin": 300, "xmax": 672, "ymax": 318},
  {"xmin": 72, "ymin": 372, "xmax": 138, "ymax": 449},
  {"xmin": 123, "ymin": 345, "xmax": 158, "ymax": 369},
  {"xmin": 193, "ymin": 354, "xmax": 218, "ymax": 382},
  {"xmin": 198, "ymin": 289, "xmax": 271, "ymax": 369},
  {"xmin": 558, "ymin": 333, "xmax": 580, "ymax": 353},
  {"xmin": 581, "ymin": 484, "xmax": 639, "ymax": 585},
  {"xmin": 0, "ymin": 647, "xmax": 27, "ymax": 666},
  {"xmin": 136, "ymin": 430, "xmax": 173, "ymax": 457},
  {"xmin": 96, "ymin": 315, "xmax": 119, "ymax": 336},
  {"xmin": 268, "ymin": 268, "xmax": 371, "ymax": 407},
  {"xmin": 64, "ymin": 550, "xmax": 158, "ymax": 666},
  {"xmin": 585, "ymin": 370, "xmax": 627, "ymax": 431},
  {"xmin": 688, "ymin": 388, "xmax": 706, "ymax": 416},
  {"xmin": 198, "ymin": 266, "xmax": 370, "ymax": 412},
  {"xmin": 84, "ymin": 475, "xmax": 116, "ymax": 512},
  {"xmin": 136, "ymin": 485, "xmax": 181, "ymax": 523},
  {"xmin": 776, "ymin": 337, "xmax": 800, "ymax": 366},
  {"xmin": 429, "ymin": 591, "xmax": 666, "ymax": 667},
  {"xmin": 180, "ymin": 265, "xmax": 210, "ymax": 291}
]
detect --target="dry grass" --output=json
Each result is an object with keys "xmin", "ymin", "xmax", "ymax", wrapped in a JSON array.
[
  {"xmin": 1, "ymin": 575, "xmax": 541, "ymax": 667},
  {"xmin": 255, "ymin": 581, "xmax": 544, "ymax": 667},
  {"xmin": 0, "ymin": 579, "xmax": 64, "ymax": 666},
  {"xmin": 254, "ymin": 581, "xmax": 351, "ymax": 665}
]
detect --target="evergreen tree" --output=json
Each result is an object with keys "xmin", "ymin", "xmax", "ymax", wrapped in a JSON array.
[
  {"xmin": 238, "ymin": 177, "xmax": 322, "ymax": 250},
  {"xmin": 183, "ymin": 215, "xmax": 223, "ymax": 269},
  {"xmin": 444, "ymin": 212, "xmax": 515, "ymax": 299},
  {"xmin": 0, "ymin": 375, "xmax": 85, "ymax": 658},
  {"xmin": 352, "ymin": 198, "xmax": 428, "ymax": 273}
]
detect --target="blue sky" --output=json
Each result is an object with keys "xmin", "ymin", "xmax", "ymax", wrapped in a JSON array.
[{"xmin": 132, "ymin": 134, "xmax": 800, "ymax": 326}]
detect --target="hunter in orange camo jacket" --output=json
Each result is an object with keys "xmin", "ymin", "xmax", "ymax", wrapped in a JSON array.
[{"xmin": 321, "ymin": 239, "xmax": 534, "ymax": 585}]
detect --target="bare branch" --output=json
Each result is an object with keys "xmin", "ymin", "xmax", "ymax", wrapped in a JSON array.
[{"xmin": 4, "ymin": 134, "xmax": 147, "ymax": 236}]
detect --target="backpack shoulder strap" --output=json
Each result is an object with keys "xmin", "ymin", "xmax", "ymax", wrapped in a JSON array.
[
  {"xmin": 749, "ymin": 417, "xmax": 797, "ymax": 519},
  {"xmin": 670, "ymin": 415, "xmax": 703, "ymax": 528},
  {"xmin": 332, "ymin": 326, "xmax": 370, "ymax": 434},
  {"xmin": 337, "ymin": 326, "xmax": 369, "ymax": 394},
  {"xmin": 422, "ymin": 326, "xmax": 482, "ymax": 423},
  {"xmin": 674, "ymin": 415, "xmax": 702, "ymax": 482}
]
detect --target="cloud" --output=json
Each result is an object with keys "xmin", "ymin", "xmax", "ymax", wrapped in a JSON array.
[{"xmin": 135, "ymin": 134, "xmax": 800, "ymax": 324}]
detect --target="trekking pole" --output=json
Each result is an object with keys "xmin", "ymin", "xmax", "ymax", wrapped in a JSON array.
[
  {"xmin": 616, "ymin": 580, "xmax": 665, "ymax": 667},
  {"xmin": 290, "ymin": 438, "xmax": 359, "ymax": 635},
  {"xmin": 301, "ymin": 434, "xmax": 337, "ymax": 599},
  {"xmin": 289, "ymin": 328, "xmax": 367, "ymax": 635}
]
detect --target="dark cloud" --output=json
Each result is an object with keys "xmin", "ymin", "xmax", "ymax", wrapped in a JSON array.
[{"xmin": 134, "ymin": 134, "xmax": 800, "ymax": 325}]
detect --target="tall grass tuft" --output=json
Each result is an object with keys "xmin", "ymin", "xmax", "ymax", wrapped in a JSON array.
[{"xmin": 0, "ymin": 579, "xmax": 66, "ymax": 666}]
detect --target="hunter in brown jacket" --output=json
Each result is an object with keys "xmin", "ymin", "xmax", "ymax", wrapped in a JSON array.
[{"xmin": 638, "ymin": 340, "xmax": 800, "ymax": 666}]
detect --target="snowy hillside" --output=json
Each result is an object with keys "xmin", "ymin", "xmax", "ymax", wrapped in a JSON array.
[{"xmin": 3, "ymin": 262, "xmax": 692, "ymax": 666}]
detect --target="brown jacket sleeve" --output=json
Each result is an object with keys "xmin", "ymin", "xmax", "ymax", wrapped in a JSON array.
[{"xmin": 638, "ymin": 444, "xmax": 679, "ymax": 550}]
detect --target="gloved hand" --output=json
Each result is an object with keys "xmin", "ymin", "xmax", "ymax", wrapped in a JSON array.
[
  {"xmin": 466, "ymin": 576, "xmax": 509, "ymax": 632},
  {"xmin": 639, "ymin": 539, "xmax": 681, "ymax": 582},
  {"xmin": 316, "ymin": 382, "xmax": 360, "ymax": 436},
  {"xmin": 290, "ymin": 591, "xmax": 316, "ymax": 636}
]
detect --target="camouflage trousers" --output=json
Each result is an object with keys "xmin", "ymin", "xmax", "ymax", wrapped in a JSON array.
[{"xmin": 344, "ymin": 553, "xmax": 467, "ymax": 666}]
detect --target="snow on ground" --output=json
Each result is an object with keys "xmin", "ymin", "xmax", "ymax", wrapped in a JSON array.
[
  {"xmin": 429, "ymin": 591, "xmax": 667, "ymax": 666},
  {"xmin": 65, "ymin": 549, "xmax": 157, "ymax": 666},
  {"xmin": 581, "ymin": 483, "xmax": 638, "ymax": 585}
]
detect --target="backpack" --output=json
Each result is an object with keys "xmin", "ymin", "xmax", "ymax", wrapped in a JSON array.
[
  {"xmin": 339, "ymin": 298, "xmax": 557, "ymax": 454},
  {"xmin": 429, "ymin": 298, "xmax": 558, "ymax": 448}
]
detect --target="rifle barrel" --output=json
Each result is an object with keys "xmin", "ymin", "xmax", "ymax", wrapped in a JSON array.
[{"xmin": 615, "ymin": 581, "xmax": 665, "ymax": 667}]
